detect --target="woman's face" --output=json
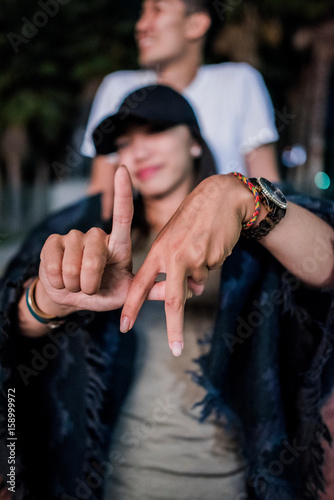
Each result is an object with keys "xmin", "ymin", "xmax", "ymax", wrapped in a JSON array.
[{"xmin": 115, "ymin": 124, "xmax": 198, "ymax": 199}]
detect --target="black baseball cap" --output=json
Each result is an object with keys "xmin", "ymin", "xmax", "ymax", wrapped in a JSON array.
[{"xmin": 92, "ymin": 85, "xmax": 216, "ymax": 181}]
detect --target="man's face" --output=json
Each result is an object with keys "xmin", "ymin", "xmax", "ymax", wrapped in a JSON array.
[{"xmin": 135, "ymin": 0, "xmax": 192, "ymax": 69}]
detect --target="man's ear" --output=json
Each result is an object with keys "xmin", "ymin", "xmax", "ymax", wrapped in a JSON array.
[{"xmin": 185, "ymin": 12, "xmax": 211, "ymax": 41}]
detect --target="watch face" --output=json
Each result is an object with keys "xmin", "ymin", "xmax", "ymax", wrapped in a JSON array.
[{"xmin": 258, "ymin": 178, "xmax": 287, "ymax": 209}]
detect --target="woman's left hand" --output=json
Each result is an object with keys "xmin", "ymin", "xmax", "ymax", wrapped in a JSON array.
[{"xmin": 39, "ymin": 166, "xmax": 134, "ymax": 313}]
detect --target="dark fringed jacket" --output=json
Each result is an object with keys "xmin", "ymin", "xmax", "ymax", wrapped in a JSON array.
[{"xmin": 0, "ymin": 194, "xmax": 333, "ymax": 500}]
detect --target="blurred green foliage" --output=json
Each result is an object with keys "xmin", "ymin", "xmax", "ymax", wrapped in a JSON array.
[{"xmin": 0, "ymin": 0, "xmax": 140, "ymax": 160}]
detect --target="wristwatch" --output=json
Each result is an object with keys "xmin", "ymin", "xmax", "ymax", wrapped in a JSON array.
[{"xmin": 243, "ymin": 177, "xmax": 287, "ymax": 240}]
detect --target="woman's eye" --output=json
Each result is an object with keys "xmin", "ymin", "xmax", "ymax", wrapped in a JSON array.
[{"xmin": 116, "ymin": 139, "xmax": 130, "ymax": 150}]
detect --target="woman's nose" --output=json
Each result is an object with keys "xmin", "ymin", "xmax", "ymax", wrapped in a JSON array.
[{"xmin": 132, "ymin": 135, "xmax": 150, "ymax": 161}]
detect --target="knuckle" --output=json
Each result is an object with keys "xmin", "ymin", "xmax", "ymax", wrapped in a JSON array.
[
  {"xmin": 62, "ymin": 262, "xmax": 80, "ymax": 279},
  {"xmin": 172, "ymin": 245, "xmax": 186, "ymax": 264},
  {"xmin": 82, "ymin": 255, "xmax": 104, "ymax": 273},
  {"xmin": 192, "ymin": 271, "xmax": 207, "ymax": 286},
  {"xmin": 86, "ymin": 227, "xmax": 106, "ymax": 240},
  {"xmin": 207, "ymin": 245, "xmax": 223, "ymax": 268},
  {"xmin": 208, "ymin": 259, "xmax": 224, "ymax": 270},
  {"xmin": 81, "ymin": 283, "xmax": 98, "ymax": 295},
  {"xmin": 41, "ymin": 234, "xmax": 61, "ymax": 254},
  {"xmin": 165, "ymin": 296, "xmax": 183, "ymax": 311},
  {"xmin": 45, "ymin": 233, "xmax": 61, "ymax": 245},
  {"xmin": 67, "ymin": 229, "xmax": 83, "ymax": 240},
  {"xmin": 132, "ymin": 275, "xmax": 151, "ymax": 296},
  {"xmin": 113, "ymin": 213, "xmax": 132, "ymax": 226},
  {"xmin": 189, "ymin": 243, "xmax": 206, "ymax": 265},
  {"xmin": 44, "ymin": 260, "xmax": 61, "ymax": 277}
]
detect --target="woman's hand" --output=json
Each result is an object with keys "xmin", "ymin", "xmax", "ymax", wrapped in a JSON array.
[{"xmin": 39, "ymin": 165, "xmax": 134, "ymax": 313}]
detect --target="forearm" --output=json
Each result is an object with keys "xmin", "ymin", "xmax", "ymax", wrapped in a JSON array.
[
  {"xmin": 88, "ymin": 156, "xmax": 118, "ymax": 220},
  {"xmin": 227, "ymin": 172, "xmax": 333, "ymax": 288},
  {"xmin": 259, "ymin": 202, "xmax": 334, "ymax": 288},
  {"xmin": 246, "ymin": 143, "xmax": 281, "ymax": 183}
]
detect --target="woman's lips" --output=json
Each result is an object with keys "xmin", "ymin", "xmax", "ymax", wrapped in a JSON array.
[{"xmin": 136, "ymin": 166, "xmax": 161, "ymax": 181}]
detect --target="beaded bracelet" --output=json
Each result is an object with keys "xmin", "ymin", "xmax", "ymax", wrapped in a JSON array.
[{"xmin": 228, "ymin": 172, "xmax": 260, "ymax": 229}]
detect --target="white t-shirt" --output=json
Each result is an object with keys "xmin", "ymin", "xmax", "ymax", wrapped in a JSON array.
[{"xmin": 81, "ymin": 63, "xmax": 279, "ymax": 175}]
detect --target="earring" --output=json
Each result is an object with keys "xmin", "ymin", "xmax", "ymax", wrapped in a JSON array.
[{"xmin": 190, "ymin": 145, "xmax": 202, "ymax": 158}]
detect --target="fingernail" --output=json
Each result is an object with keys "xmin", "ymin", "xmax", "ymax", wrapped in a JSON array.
[
  {"xmin": 169, "ymin": 341, "xmax": 184, "ymax": 357},
  {"xmin": 120, "ymin": 316, "xmax": 131, "ymax": 333}
]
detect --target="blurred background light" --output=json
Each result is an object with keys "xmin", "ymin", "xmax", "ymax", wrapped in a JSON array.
[
  {"xmin": 281, "ymin": 144, "xmax": 307, "ymax": 168},
  {"xmin": 314, "ymin": 171, "xmax": 331, "ymax": 190}
]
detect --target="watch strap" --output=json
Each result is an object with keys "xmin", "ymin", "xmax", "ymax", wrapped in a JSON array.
[
  {"xmin": 242, "ymin": 209, "xmax": 285, "ymax": 240},
  {"xmin": 243, "ymin": 177, "xmax": 287, "ymax": 240}
]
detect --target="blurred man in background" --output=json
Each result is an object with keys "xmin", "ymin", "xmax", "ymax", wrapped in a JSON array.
[{"xmin": 81, "ymin": 0, "xmax": 281, "ymax": 219}]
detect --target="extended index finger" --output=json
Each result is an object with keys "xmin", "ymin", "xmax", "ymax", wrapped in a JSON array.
[
  {"xmin": 164, "ymin": 265, "xmax": 187, "ymax": 356},
  {"xmin": 109, "ymin": 165, "xmax": 134, "ymax": 246}
]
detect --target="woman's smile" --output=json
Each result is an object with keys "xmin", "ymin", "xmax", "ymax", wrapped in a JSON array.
[{"xmin": 135, "ymin": 165, "xmax": 162, "ymax": 181}]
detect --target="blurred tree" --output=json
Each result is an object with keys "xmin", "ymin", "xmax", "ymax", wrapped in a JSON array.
[
  {"xmin": 0, "ymin": 0, "xmax": 140, "ymax": 230},
  {"xmin": 0, "ymin": 0, "xmax": 140, "ymax": 182}
]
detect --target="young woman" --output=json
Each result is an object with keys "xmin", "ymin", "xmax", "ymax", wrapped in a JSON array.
[{"xmin": 0, "ymin": 86, "xmax": 333, "ymax": 500}]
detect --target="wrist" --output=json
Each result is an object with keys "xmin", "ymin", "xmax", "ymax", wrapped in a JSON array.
[
  {"xmin": 18, "ymin": 277, "xmax": 74, "ymax": 338},
  {"xmin": 244, "ymin": 177, "xmax": 288, "ymax": 239},
  {"xmin": 223, "ymin": 174, "xmax": 261, "ymax": 227},
  {"xmin": 34, "ymin": 278, "xmax": 76, "ymax": 318}
]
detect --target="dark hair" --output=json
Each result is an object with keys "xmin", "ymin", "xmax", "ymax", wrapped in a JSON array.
[
  {"xmin": 181, "ymin": 0, "xmax": 223, "ymax": 57},
  {"xmin": 181, "ymin": 0, "xmax": 212, "ymax": 15}
]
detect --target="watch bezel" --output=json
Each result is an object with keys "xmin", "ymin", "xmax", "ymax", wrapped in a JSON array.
[{"xmin": 257, "ymin": 177, "xmax": 288, "ymax": 210}]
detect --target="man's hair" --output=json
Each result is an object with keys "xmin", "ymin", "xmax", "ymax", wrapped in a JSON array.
[
  {"xmin": 181, "ymin": 0, "xmax": 212, "ymax": 15},
  {"xmin": 180, "ymin": 0, "xmax": 223, "ymax": 56}
]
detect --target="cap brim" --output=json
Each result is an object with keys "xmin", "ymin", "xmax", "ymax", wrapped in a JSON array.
[
  {"xmin": 92, "ymin": 112, "xmax": 217, "ymax": 180},
  {"xmin": 93, "ymin": 112, "xmax": 183, "ymax": 156},
  {"xmin": 92, "ymin": 113, "xmax": 129, "ymax": 156}
]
